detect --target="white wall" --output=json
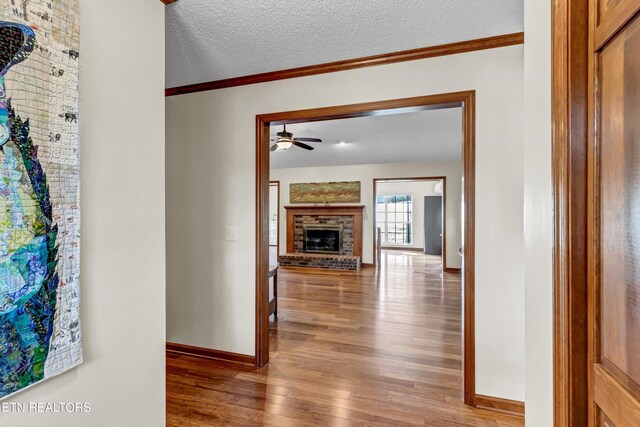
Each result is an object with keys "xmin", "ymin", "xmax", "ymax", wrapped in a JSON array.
[
  {"xmin": 271, "ymin": 163, "xmax": 460, "ymax": 266},
  {"xmin": 524, "ymin": 1, "xmax": 553, "ymax": 425},
  {"xmin": 0, "ymin": 1, "xmax": 166, "ymax": 426},
  {"xmin": 166, "ymin": 45, "xmax": 525, "ymax": 400}
]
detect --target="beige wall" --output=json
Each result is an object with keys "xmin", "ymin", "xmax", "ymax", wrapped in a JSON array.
[
  {"xmin": 271, "ymin": 162, "xmax": 462, "ymax": 267},
  {"xmin": 524, "ymin": 0, "xmax": 553, "ymax": 425},
  {"xmin": 0, "ymin": 1, "xmax": 166, "ymax": 426},
  {"xmin": 166, "ymin": 45, "xmax": 525, "ymax": 400}
]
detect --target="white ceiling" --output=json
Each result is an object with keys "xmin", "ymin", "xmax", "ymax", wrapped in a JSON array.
[
  {"xmin": 270, "ymin": 108, "xmax": 463, "ymax": 169},
  {"xmin": 165, "ymin": 0, "xmax": 523, "ymax": 88}
]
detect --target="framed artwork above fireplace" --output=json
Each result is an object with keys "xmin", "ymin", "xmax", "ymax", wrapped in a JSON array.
[{"xmin": 289, "ymin": 181, "xmax": 361, "ymax": 203}]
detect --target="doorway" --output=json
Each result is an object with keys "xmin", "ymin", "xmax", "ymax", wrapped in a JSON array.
[
  {"xmin": 255, "ymin": 91, "xmax": 477, "ymax": 405},
  {"xmin": 269, "ymin": 181, "xmax": 280, "ymax": 265},
  {"xmin": 373, "ymin": 177, "xmax": 447, "ymax": 270}
]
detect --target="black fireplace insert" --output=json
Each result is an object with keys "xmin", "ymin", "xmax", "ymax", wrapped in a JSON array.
[{"xmin": 303, "ymin": 224, "xmax": 344, "ymax": 254}]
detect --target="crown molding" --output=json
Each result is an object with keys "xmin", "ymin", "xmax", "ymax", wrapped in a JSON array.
[{"xmin": 166, "ymin": 32, "xmax": 524, "ymax": 97}]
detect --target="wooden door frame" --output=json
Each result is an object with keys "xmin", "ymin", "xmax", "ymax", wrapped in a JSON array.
[
  {"xmin": 372, "ymin": 177, "xmax": 447, "ymax": 269},
  {"xmin": 551, "ymin": 0, "xmax": 591, "ymax": 425},
  {"xmin": 269, "ymin": 180, "xmax": 281, "ymax": 252},
  {"xmin": 255, "ymin": 90, "xmax": 477, "ymax": 405}
]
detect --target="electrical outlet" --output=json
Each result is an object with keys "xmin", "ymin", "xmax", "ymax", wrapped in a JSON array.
[{"xmin": 225, "ymin": 226, "xmax": 239, "ymax": 242}]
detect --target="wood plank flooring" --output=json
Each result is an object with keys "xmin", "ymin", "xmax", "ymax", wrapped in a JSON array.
[{"xmin": 167, "ymin": 250, "xmax": 524, "ymax": 426}]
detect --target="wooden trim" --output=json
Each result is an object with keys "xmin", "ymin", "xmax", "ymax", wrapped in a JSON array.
[
  {"xmin": 160, "ymin": 0, "xmax": 177, "ymax": 4},
  {"xmin": 475, "ymin": 394, "xmax": 525, "ymax": 418},
  {"xmin": 258, "ymin": 94, "xmax": 465, "ymax": 125},
  {"xmin": 461, "ymin": 90, "xmax": 476, "ymax": 407},
  {"xmin": 256, "ymin": 90, "xmax": 476, "ymax": 405},
  {"xmin": 255, "ymin": 116, "xmax": 271, "ymax": 368},
  {"xmin": 444, "ymin": 267, "xmax": 461, "ymax": 274},
  {"xmin": 552, "ymin": 0, "xmax": 590, "ymax": 426},
  {"xmin": 284, "ymin": 205, "xmax": 364, "ymax": 258},
  {"xmin": 270, "ymin": 181, "xmax": 280, "ymax": 253},
  {"xmin": 166, "ymin": 342, "xmax": 255, "ymax": 365},
  {"xmin": 372, "ymin": 176, "xmax": 446, "ymax": 269},
  {"xmin": 166, "ymin": 33, "xmax": 524, "ymax": 97},
  {"xmin": 283, "ymin": 205, "xmax": 365, "ymax": 211}
]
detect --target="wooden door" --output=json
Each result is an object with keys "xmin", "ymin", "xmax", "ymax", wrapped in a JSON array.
[{"xmin": 589, "ymin": 1, "xmax": 640, "ymax": 425}]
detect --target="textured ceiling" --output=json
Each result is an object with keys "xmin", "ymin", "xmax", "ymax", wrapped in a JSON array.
[
  {"xmin": 270, "ymin": 108, "xmax": 463, "ymax": 169},
  {"xmin": 165, "ymin": 0, "xmax": 523, "ymax": 88}
]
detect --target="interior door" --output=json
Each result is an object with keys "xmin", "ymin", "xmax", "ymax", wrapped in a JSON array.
[
  {"xmin": 423, "ymin": 195, "xmax": 443, "ymax": 256},
  {"xmin": 590, "ymin": 2, "xmax": 640, "ymax": 425}
]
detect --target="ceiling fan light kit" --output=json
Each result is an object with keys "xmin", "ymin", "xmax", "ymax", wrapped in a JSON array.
[
  {"xmin": 270, "ymin": 125, "xmax": 323, "ymax": 152},
  {"xmin": 277, "ymin": 140, "xmax": 294, "ymax": 150}
]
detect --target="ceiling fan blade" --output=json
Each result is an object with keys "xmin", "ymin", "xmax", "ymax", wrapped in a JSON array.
[
  {"xmin": 293, "ymin": 141, "xmax": 314, "ymax": 150},
  {"xmin": 294, "ymin": 137, "xmax": 322, "ymax": 143},
  {"xmin": 270, "ymin": 144, "xmax": 279, "ymax": 151}
]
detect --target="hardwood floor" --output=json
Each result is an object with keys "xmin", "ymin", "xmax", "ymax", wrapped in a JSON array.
[{"xmin": 167, "ymin": 250, "xmax": 524, "ymax": 426}]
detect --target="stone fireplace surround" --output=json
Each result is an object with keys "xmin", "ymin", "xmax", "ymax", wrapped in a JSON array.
[{"xmin": 279, "ymin": 205, "xmax": 364, "ymax": 270}]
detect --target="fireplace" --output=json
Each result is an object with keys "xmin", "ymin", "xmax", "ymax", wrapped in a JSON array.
[
  {"xmin": 281, "ymin": 205, "xmax": 363, "ymax": 270},
  {"xmin": 303, "ymin": 224, "xmax": 344, "ymax": 254}
]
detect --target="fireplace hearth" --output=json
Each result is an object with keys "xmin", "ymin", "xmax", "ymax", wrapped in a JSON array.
[{"xmin": 303, "ymin": 224, "xmax": 343, "ymax": 254}]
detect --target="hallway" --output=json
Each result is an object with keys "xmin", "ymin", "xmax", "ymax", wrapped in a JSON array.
[{"xmin": 167, "ymin": 252, "xmax": 523, "ymax": 426}]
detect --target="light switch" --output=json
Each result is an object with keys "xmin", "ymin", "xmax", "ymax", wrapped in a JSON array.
[{"xmin": 225, "ymin": 226, "xmax": 239, "ymax": 242}]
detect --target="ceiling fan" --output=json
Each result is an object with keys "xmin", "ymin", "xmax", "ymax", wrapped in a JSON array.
[{"xmin": 270, "ymin": 125, "xmax": 322, "ymax": 151}]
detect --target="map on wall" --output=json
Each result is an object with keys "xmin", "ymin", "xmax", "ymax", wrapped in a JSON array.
[{"xmin": 0, "ymin": 0, "xmax": 81, "ymax": 399}]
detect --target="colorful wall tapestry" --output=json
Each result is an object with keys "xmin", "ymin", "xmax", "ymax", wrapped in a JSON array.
[
  {"xmin": 290, "ymin": 181, "xmax": 361, "ymax": 204},
  {"xmin": 0, "ymin": 0, "xmax": 81, "ymax": 399}
]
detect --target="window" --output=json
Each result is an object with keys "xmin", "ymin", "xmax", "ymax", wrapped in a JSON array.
[{"xmin": 376, "ymin": 194, "xmax": 413, "ymax": 245}]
